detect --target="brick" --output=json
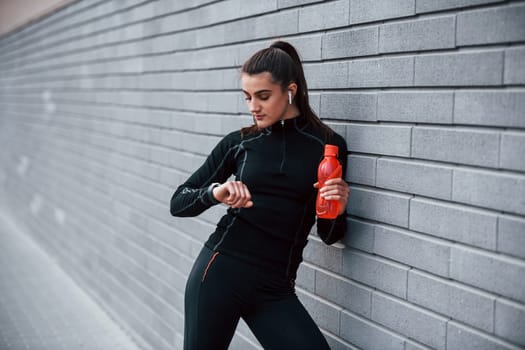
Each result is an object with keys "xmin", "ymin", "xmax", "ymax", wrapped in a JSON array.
[
  {"xmin": 304, "ymin": 62, "xmax": 348, "ymax": 89},
  {"xmin": 195, "ymin": 25, "xmax": 225, "ymax": 48},
  {"xmin": 415, "ymin": 51, "xmax": 503, "ymax": 86},
  {"xmin": 223, "ymin": 117, "xmax": 249, "ymax": 135},
  {"xmin": 322, "ymin": 26, "xmax": 379, "ymax": 59},
  {"xmin": 447, "ymin": 321, "xmax": 520, "ymax": 350},
  {"xmin": 416, "ymin": 0, "xmax": 504, "ymax": 13},
  {"xmin": 224, "ymin": 11, "xmax": 296, "ymax": 45},
  {"xmin": 408, "ymin": 269, "xmax": 495, "ymax": 332},
  {"xmin": 315, "ymin": 270, "xmax": 372, "ymax": 317},
  {"xmin": 500, "ymin": 132, "xmax": 525, "ymax": 172},
  {"xmin": 196, "ymin": 2, "xmax": 236, "ymax": 26},
  {"xmin": 405, "ymin": 340, "xmax": 433, "ymax": 350},
  {"xmin": 131, "ymin": 1, "xmax": 156, "ymax": 21},
  {"xmin": 411, "ymin": 127, "xmax": 500, "ymax": 167},
  {"xmin": 297, "ymin": 290, "xmax": 341, "ymax": 335},
  {"xmin": 229, "ymin": 334, "xmax": 260, "ymax": 350},
  {"xmin": 190, "ymin": 114, "xmax": 227, "ymax": 135},
  {"xmin": 286, "ymin": 34, "xmax": 323, "ymax": 61},
  {"xmin": 239, "ymin": 0, "xmax": 278, "ymax": 17},
  {"xmin": 346, "ymin": 123, "xmax": 412, "ymax": 157},
  {"xmin": 342, "ymin": 249, "xmax": 409, "ymax": 298},
  {"xmin": 498, "ymin": 215, "xmax": 525, "ymax": 259},
  {"xmin": 296, "ymin": 263, "xmax": 315, "ymax": 293},
  {"xmin": 350, "ymin": 0, "xmax": 415, "ymax": 24},
  {"xmin": 320, "ymin": 93, "xmax": 377, "ymax": 121},
  {"xmin": 340, "ymin": 311, "xmax": 405, "ymax": 350},
  {"xmin": 452, "ymin": 168, "xmax": 525, "ymax": 215},
  {"xmin": 457, "ymin": 4, "xmax": 525, "ymax": 45},
  {"xmin": 324, "ymin": 334, "xmax": 355, "ymax": 350},
  {"xmin": 376, "ymin": 158, "xmax": 452, "ymax": 200},
  {"xmin": 377, "ymin": 91, "xmax": 454, "ymax": 124},
  {"xmin": 310, "ymin": 93, "xmax": 321, "ymax": 116},
  {"xmin": 206, "ymin": 92, "xmax": 240, "ymax": 114},
  {"xmin": 236, "ymin": 94, "xmax": 248, "ymax": 114},
  {"xmin": 454, "ymin": 91, "xmax": 525, "ymax": 128},
  {"xmin": 379, "ymin": 16, "xmax": 455, "ymax": 53},
  {"xmin": 278, "ymin": 0, "xmax": 322, "ymax": 9},
  {"xmin": 222, "ymin": 68, "xmax": 242, "ymax": 90},
  {"xmin": 189, "ymin": 45, "xmax": 239, "ymax": 70},
  {"xmin": 324, "ymin": 122, "xmax": 348, "ymax": 140},
  {"xmin": 505, "ymin": 47, "xmax": 525, "ymax": 85},
  {"xmin": 235, "ymin": 319, "xmax": 260, "ymax": 347},
  {"xmin": 303, "ymin": 238, "xmax": 343, "ymax": 274},
  {"xmin": 348, "ymin": 56, "xmax": 414, "ymax": 87},
  {"xmin": 348, "ymin": 186, "xmax": 410, "ymax": 227},
  {"xmin": 495, "ymin": 298, "xmax": 525, "ymax": 346},
  {"xmin": 374, "ymin": 225, "xmax": 451, "ymax": 277},
  {"xmin": 410, "ymin": 198, "xmax": 497, "ymax": 250},
  {"xmin": 345, "ymin": 217, "xmax": 375, "ymax": 253},
  {"xmin": 372, "ymin": 292, "xmax": 447, "ymax": 350},
  {"xmin": 299, "ymin": 0, "xmax": 349, "ymax": 32},
  {"xmin": 256, "ymin": 10, "xmax": 300, "ymax": 38},
  {"xmin": 347, "ymin": 154, "xmax": 376, "ymax": 186},
  {"xmin": 450, "ymin": 246, "xmax": 525, "ymax": 303}
]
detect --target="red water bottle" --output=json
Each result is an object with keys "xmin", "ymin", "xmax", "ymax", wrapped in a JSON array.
[{"xmin": 316, "ymin": 144, "xmax": 343, "ymax": 219}]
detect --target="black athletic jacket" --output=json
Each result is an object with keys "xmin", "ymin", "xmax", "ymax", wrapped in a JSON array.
[{"xmin": 170, "ymin": 115, "xmax": 348, "ymax": 278}]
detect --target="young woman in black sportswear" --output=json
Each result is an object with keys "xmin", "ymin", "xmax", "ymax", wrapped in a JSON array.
[{"xmin": 170, "ymin": 41, "xmax": 350, "ymax": 350}]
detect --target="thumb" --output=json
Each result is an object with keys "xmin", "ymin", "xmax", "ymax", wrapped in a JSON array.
[{"xmin": 313, "ymin": 182, "xmax": 319, "ymax": 188}]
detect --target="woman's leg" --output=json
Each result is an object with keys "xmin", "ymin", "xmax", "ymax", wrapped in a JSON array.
[
  {"xmin": 183, "ymin": 246, "xmax": 242, "ymax": 350},
  {"xmin": 244, "ymin": 291, "xmax": 331, "ymax": 350}
]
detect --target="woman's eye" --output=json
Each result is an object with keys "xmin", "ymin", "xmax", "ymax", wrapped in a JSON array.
[{"xmin": 259, "ymin": 96, "xmax": 269, "ymax": 100}]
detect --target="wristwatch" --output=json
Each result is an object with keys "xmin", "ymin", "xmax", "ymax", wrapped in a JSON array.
[{"xmin": 207, "ymin": 182, "xmax": 221, "ymax": 204}]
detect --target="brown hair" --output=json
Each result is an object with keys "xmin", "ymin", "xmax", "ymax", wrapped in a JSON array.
[{"xmin": 240, "ymin": 41, "xmax": 332, "ymax": 137}]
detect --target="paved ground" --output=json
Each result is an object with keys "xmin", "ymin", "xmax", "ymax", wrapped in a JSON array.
[{"xmin": 0, "ymin": 213, "xmax": 142, "ymax": 350}]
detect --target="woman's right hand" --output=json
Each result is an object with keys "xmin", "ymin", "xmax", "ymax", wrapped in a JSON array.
[{"xmin": 212, "ymin": 181, "xmax": 253, "ymax": 208}]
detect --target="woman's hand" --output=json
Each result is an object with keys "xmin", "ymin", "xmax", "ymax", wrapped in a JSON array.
[
  {"xmin": 213, "ymin": 181, "xmax": 253, "ymax": 208},
  {"xmin": 313, "ymin": 178, "xmax": 350, "ymax": 215}
]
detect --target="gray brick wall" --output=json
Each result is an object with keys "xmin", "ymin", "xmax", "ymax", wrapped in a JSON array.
[{"xmin": 0, "ymin": 1, "xmax": 524, "ymax": 349}]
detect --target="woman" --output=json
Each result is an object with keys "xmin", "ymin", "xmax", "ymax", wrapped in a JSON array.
[{"xmin": 170, "ymin": 41, "xmax": 349, "ymax": 350}]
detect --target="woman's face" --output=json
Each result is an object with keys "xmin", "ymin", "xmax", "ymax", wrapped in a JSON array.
[{"xmin": 241, "ymin": 72, "xmax": 294, "ymax": 129}]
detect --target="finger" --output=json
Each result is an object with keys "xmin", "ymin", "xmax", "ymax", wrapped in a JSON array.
[
  {"xmin": 324, "ymin": 178, "xmax": 345, "ymax": 186},
  {"xmin": 322, "ymin": 187, "xmax": 350, "ymax": 200},
  {"xmin": 230, "ymin": 182, "xmax": 245, "ymax": 207},
  {"xmin": 323, "ymin": 194, "xmax": 345, "ymax": 201},
  {"xmin": 242, "ymin": 185, "xmax": 252, "ymax": 203},
  {"xmin": 225, "ymin": 182, "xmax": 241, "ymax": 205},
  {"xmin": 321, "ymin": 181, "xmax": 348, "ymax": 192},
  {"xmin": 225, "ymin": 182, "xmax": 237, "ymax": 200},
  {"xmin": 320, "ymin": 184, "xmax": 348, "ymax": 195},
  {"xmin": 313, "ymin": 182, "xmax": 319, "ymax": 188},
  {"xmin": 230, "ymin": 182, "xmax": 252, "ymax": 208}
]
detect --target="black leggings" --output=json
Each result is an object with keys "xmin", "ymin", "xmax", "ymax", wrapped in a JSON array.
[{"xmin": 184, "ymin": 245, "xmax": 331, "ymax": 350}]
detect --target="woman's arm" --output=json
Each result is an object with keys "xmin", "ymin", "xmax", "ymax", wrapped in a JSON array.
[{"xmin": 170, "ymin": 133, "xmax": 239, "ymax": 217}]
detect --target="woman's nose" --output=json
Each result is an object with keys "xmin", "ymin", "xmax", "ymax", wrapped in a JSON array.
[{"xmin": 248, "ymin": 100, "xmax": 260, "ymax": 113}]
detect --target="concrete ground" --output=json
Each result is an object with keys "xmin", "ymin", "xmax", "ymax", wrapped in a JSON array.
[{"xmin": 0, "ymin": 213, "xmax": 142, "ymax": 350}]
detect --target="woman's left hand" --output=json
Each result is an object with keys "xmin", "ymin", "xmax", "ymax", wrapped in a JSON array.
[{"xmin": 313, "ymin": 178, "xmax": 350, "ymax": 215}]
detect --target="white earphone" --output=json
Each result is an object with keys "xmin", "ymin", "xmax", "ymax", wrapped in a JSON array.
[{"xmin": 288, "ymin": 90, "xmax": 292, "ymax": 104}]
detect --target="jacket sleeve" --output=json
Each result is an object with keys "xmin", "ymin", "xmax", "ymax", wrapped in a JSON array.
[
  {"xmin": 316, "ymin": 133, "xmax": 348, "ymax": 245},
  {"xmin": 170, "ymin": 132, "xmax": 238, "ymax": 217}
]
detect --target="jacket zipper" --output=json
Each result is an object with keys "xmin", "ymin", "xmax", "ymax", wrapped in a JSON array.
[{"xmin": 279, "ymin": 120, "xmax": 286, "ymax": 173}]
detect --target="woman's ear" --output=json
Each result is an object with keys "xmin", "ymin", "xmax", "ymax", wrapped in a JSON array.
[{"xmin": 287, "ymin": 83, "xmax": 298, "ymax": 98}]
